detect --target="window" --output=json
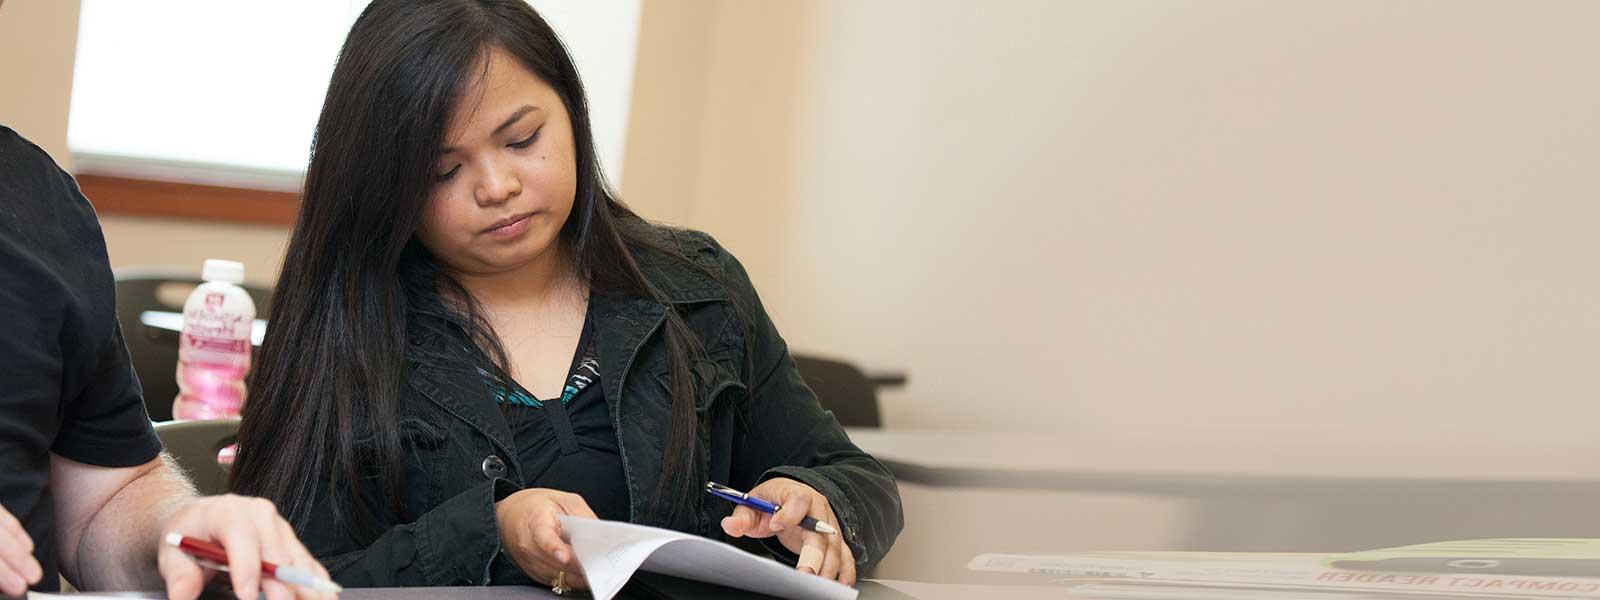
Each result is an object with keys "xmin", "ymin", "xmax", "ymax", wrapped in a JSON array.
[{"xmin": 69, "ymin": 0, "xmax": 641, "ymax": 220}]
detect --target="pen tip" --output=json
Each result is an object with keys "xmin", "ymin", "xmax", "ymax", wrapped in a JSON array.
[
  {"xmin": 164, "ymin": 532, "xmax": 184, "ymax": 547},
  {"xmin": 817, "ymin": 521, "xmax": 838, "ymax": 535}
]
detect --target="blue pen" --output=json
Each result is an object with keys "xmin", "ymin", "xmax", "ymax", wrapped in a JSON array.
[{"xmin": 705, "ymin": 481, "xmax": 837, "ymax": 535}]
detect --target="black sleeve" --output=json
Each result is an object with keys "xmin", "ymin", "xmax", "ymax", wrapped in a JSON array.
[
  {"xmin": 51, "ymin": 320, "xmax": 162, "ymax": 467},
  {"xmin": 299, "ymin": 473, "xmax": 518, "ymax": 587},
  {"xmin": 693, "ymin": 233, "xmax": 905, "ymax": 570},
  {"xmin": 0, "ymin": 125, "xmax": 161, "ymax": 469}
]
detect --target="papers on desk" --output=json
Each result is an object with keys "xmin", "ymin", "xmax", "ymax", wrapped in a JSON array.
[
  {"xmin": 560, "ymin": 516, "xmax": 858, "ymax": 600},
  {"xmin": 973, "ymin": 539, "xmax": 1600, "ymax": 598}
]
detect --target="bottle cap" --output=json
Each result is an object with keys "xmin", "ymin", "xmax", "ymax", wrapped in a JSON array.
[{"xmin": 202, "ymin": 259, "xmax": 245, "ymax": 284}]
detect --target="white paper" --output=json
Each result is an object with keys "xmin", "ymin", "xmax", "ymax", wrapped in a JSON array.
[{"xmin": 560, "ymin": 515, "xmax": 858, "ymax": 600}]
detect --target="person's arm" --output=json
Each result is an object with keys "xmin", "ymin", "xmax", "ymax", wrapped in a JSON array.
[
  {"xmin": 0, "ymin": 126, "xmax": 326, "ymax": 599},
  {"xmin": 49, "ymin": 453, "xmax": 332, "ymax": 600},
  {"xmin": 299, "ymin": 470, "xmax": 599, "ymax": 590},
  {"xmin": 296, "ymin": 469, "xmax": 510, "ymax": 588},
  {"xmin": 691, "ymin": 232, "xmax": 905, "ymax": 579}
]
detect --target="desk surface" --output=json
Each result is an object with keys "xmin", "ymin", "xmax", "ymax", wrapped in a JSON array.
[
  {"xmin": 56, "ymin": 580, "xmax": 1052, "ymax": 600},
  {"xmin": 843, "ymin": 427, "xmax": 1600, "ymax": 494},
  {"xmin": 339, "ymin": 581, "xmax": 1055, "ymax": 600},
  {"xmin": 333, "ymin": 581, "xmax": 1054, "ymax": 600}
]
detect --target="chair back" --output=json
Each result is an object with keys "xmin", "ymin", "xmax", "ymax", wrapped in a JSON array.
[
  {"xmin": 792, "ymin": 354, "xmax": 884, "ymax": 428},
  {"xmin": 154, "ymin": 418, "xmax": 242, "ymax": 495}
]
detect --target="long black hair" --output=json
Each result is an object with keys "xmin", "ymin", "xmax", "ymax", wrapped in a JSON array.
[{"xmin": 231, "ymin": 0, "xmax": 708, "ymax": 539}]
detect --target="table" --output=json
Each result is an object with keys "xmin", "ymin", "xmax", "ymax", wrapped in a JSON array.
[
  {"xmin": 842, "ymin": 427, "xmax": 1600, "ymax": 496},
  {"xmin": 843, "ymin": 427, "xmax": 1600, "ymax": 554},
  {"xmin": 51, "ymin": 580, "xmax": 1055, "ymax": 599}
]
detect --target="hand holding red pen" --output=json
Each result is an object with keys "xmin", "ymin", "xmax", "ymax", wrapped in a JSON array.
[
  {"xmin": 166, "ymin": 535, "xmax": 341, "ymax": 595},
  {"xmin": 155, "ymin": 495, "xmax": 336, "ymax": 600}
]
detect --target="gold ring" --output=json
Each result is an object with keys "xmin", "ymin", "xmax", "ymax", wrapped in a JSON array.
[{"xmin": 551, "ymin": 570, "xmax": 570, "ymax": 595}]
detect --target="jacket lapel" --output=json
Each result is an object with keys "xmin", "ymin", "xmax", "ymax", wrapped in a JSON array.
[
  {"xmin": 590, "ymin": 292, "xmax": 667, "ymax": 523},
  {"xmin": 406, "ymin": 336, "xmax": 523, "ymax": 485}
]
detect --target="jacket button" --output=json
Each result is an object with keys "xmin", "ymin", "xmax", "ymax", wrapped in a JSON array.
[{"xmin": 481, "ymin": 455, "xmax": 507, "ymax": 479}]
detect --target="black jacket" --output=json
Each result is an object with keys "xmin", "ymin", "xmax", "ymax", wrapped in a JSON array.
[{"xmin": 297, "ymin": 224, "xmax": 904, "ymax": 586}]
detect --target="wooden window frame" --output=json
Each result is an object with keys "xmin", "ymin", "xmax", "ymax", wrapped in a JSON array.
[{"xmin": 76, "ymin": 174, "xmax": 300, "ymax": 226}]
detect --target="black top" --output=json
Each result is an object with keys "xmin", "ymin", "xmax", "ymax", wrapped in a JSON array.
[
  {"xmin": 496, "ymin": 308, "xmax": 629, "ymax": 522},
  {"xmin": 0, "ymin": 126, "xmax": 164, "ymax": 592}
]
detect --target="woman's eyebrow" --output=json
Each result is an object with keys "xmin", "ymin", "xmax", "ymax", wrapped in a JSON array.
[
  {"xmin": 441, "ymin": 105, "xmax": 541, "ymax": 153},
  {"xmin": 494, "ymin": 105, "xmax": 540, "ymax": 136}
]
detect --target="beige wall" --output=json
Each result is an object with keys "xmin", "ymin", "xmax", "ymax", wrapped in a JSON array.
[
  {"xmin": 97, "ymin": 214, "xmax": 291, "ymax": 286},
  {"xmin": 632, "ymin": 0, "xmax": 1600, "ymax": 444},
  {"xmin": 621, "ymin": 2, "xmax": 1600, "ymax": 578},
  {"xmin": 617, "ymin": 0, "xmax": 713, "ymax": 225},
  {"xmin": 0, "ymin": 0, "xmax": 80, "ymax": 169}
]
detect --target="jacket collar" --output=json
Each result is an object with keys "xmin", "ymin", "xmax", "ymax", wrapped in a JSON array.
[{"xmin": 626, "ymin": 229, "xmax": 728, "ymax": 305}]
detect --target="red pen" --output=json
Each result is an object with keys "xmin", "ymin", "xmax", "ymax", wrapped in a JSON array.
[{"xmin": 164, "ymin": 533, "xmax": 343, "ymax": 594}]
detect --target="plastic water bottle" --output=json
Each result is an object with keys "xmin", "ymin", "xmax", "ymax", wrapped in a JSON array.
[{"xmin": 171, "ymin": 259, "xmax": 256, "ymax": 421}]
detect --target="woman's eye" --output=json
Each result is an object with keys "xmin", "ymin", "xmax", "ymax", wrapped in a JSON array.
[
  {"xmin": 437, "ymin": 164, "xmax": 460, "ymax": 181},
  {"xmin": 509, "ymin": 128, "xmax": 541, "ymax": 149}
]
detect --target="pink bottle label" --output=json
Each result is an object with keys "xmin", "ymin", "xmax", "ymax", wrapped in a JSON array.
[{"xmin": 172, "ymin": 291, "xmax": 252, "ymax": 420}]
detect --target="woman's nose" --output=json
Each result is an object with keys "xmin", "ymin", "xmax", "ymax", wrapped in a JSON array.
[{"xmin": 474, "ymin": 159, "xmax": 521, "ymax": 206}]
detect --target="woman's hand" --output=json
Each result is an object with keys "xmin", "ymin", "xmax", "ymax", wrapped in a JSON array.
[
  {"xmin": 719, "ymin": 478, "xmax": 855, "ymax": 586},
  {"xmin": 495, "ymin": 488, "xmax": 597, "ymax": 590},
  {"xmin": 0, "ymin": 503, "xmax": 43, "ymax": 597}
]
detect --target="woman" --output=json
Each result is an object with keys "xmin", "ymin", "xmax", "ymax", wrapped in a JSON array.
[{"xmin": 230, "ymin": 0, "xmax": 902, "ymax": 591}]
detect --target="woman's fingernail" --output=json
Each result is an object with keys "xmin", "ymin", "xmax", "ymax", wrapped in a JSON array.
[{"xmin": 556, "ymin": 550, "xmax": 569, "ymax": 563}]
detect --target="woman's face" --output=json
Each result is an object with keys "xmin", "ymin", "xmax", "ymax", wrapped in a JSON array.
[{"xmin": 418, "ymin": 46, "xmax": 578, "ymax": 277}]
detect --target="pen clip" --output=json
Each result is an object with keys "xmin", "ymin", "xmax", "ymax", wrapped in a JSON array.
[{"xmin": 706, "ymin": 481, "xmax": 747, "ymax": 499}]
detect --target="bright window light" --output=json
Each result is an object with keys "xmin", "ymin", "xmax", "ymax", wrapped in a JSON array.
[{"xmin": 68, "ymin": 0, "xmax": 639, "ymax": 191}]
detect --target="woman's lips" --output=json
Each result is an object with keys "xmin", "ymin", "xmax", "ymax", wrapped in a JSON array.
[{"xmin": 481, "ymin": 211, "xmax": 535, "ymax": 238}]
